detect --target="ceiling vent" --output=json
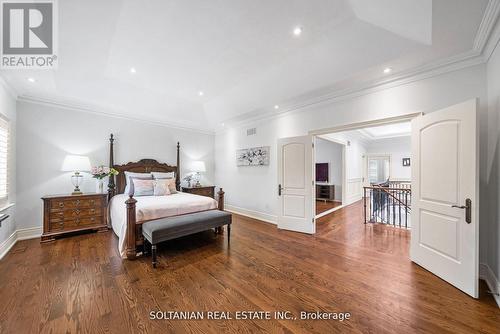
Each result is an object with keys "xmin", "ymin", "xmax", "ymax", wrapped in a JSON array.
[{"xmin": 247, "ymin": 127, "xmax": 257, "ymax": 136}]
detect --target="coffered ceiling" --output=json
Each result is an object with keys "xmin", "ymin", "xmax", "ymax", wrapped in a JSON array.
[{"xmin": 0, "ymin": 0, "xmax": 494, "ymax": 131}]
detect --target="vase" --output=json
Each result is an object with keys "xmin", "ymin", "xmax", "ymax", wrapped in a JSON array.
[{"xmin": 96, "ymin": 179, "xmax": 104, "ymax": 193}]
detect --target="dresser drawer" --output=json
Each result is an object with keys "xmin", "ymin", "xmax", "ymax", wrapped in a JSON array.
[
  {"xmin": 50, "ymin": 216, "xmax": 103, "ymax": 231},
  {"xmin": 50, "ymin": 197, "xmax": 101, "ymax": 210},
  {"xmin": 42, "ymin": 193, "xmax": 108, "ymax": 242},
  {"xmin": 50, "ymin": 207, "xmax": 102, "ymax": 222}
]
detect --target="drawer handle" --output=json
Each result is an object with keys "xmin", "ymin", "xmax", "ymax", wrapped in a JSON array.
[
  {"xmin": 76, "ymin": 200, "xmax": 80, "ymax": 206},
  {"xmin": 90, "ymin": 209, "xmax": 95, "ymax": 214},
  {"xmin": 74, "ymin": 209, "xmax": 80, "ymax": 215},
  {"xmin": 76, "ymin": 218, "xmax": 80, "ymax": 224},
  {"xmin": 58, "ymin": 202, "xmax": 64, "ymax": 208},
  {"xmin": 91, "ymin": 217, "xmax": 95, "ymax": 222},
  {"xmin": 90, "ymin": 200, "xmax": 95, "ymax": 205}
]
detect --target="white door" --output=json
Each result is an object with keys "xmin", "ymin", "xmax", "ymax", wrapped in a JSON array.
[
  {"xmin": 411, "ymin": 99, "xmax": 479, "ymax": 297},
  {"xmin": 277, "ymin": 135, "xmax": 314, "ymax": 234}
]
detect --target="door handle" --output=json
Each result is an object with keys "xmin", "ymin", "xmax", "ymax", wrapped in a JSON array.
[
  {"xmin": 278, "ymin": 184, "xmax": 282, "ymax": 196},
  {"xmin": 452, "ymin": 198, "xmax": 471, "ymax": 224}
]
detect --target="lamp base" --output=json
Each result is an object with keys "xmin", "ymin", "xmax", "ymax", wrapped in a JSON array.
[
  {"xmin": 72, "ymin": 186, "xmax": 82, "ymax": 195},
  {"xmin": 194, "ymin": 181, "xmax": 202, "ymax": 187}
]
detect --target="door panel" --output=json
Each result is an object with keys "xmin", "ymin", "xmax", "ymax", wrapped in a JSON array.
[
  {"xmin": 411, "ymin": 99, "xmax": 478, "ymax": 298},
  {"xmin": 420, "ymin": 121, "xmax": 459, "ymax": 204},
  {"xmin": 278, "ymin": 136, "xmax": 314, "ymax": 234}
]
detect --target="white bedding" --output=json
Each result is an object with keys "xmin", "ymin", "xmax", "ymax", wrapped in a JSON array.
[{"xmin": 109, "ymin": 192, "xmax": 218, "ymax": 258}]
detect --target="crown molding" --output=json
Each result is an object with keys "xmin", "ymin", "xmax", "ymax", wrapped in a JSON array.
[
  {"xmin": 0, "ymin": 76, "xmax": 18, "ymax": 100},
  {"xmin": 220, "ymin": 49, "xmax": 484, "ymax": 133},
  {"xmin": 473, "ymin": 0, "xmax": 500, "ymax": 53},
  {"xmin": 17, "ymin": 95, "xmax": 216, "ymax": 135}
]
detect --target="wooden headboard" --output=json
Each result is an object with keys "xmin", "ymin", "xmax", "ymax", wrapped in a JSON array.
[{"xmin": 107, "ymin": 134, "xmax": 181, "ymax": 198}]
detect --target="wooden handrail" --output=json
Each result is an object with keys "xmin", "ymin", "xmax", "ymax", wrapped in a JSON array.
[{"xmin": 363, "ymin": 186, "xmax": 411, "ymax": 192}]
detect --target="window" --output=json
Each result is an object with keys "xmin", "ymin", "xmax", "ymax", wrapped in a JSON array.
[
  {"xmin": 368, "ymin": 156, "xmax": 390, "ymax": 184},
  {"xmin": 0, "ymin": 116, "xmax": 9, "ymax": 205}
]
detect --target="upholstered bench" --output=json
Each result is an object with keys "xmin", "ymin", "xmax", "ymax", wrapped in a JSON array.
[{"xmin": 142, "ymin": 210, "xmax": 232, "ymax": 268}]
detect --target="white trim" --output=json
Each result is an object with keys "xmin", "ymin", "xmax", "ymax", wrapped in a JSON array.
[
  {"xmin": 0, "ymin": 226, "xmax": 42, "ymax": 260},
  {"xmin": 315, "ymin": 204, "xmax": 344, "ymax": 219},
  {"xmin": 0, "ymin": 230, "xmax": 17, "ymax": 260},
  {"xmin": 16, "ymin": 226, "xmax": 42, "ymax": 241},
  {"xmin": 225, "ymin": 204, "xmax": 277, "ymax": 225},
  {"xmin": 479, "ymin": 263, "xmax": 500, "ymax": 308},
  {"xmin": 17, "ymin": 95, "xmax": 215, "ymax": 136},
  {"xmin": 310, "ymin": 112, "xmax": 422, "ymax": 136},
  {"xmin": 0, "ymin": 202, "xmax": 14, "ymax": 212},
  {"xmin": 473, "ymin": 0, "xmax": 500, "ymax": 53}
]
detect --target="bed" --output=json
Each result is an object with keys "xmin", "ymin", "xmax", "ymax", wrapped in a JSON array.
[{"xmin": 106, "ymin": 134, "xmax": 225, "ymax": 259}]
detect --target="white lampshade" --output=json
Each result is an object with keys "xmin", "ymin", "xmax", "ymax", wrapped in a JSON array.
[
  {"xmin": 191, "ymin": 160, "xmax": 206, "ymax": 173},
  {"xmin": 62, "ymin": 155, "xmax": 91, "ymax": 172}
]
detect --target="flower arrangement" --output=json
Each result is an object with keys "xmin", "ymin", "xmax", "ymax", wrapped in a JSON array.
[{"xmin": 91, "ymin": 166, "xmax": 119, "ymax": 179}]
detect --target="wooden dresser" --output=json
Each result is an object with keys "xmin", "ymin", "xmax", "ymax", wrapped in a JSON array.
[
  {"xmin": 181, "ymin": 186, "xmax": 215, "ymax": 198},
  {"xmin": 41, "ymin": 193, "xmax": 108, "ymax": 242}
]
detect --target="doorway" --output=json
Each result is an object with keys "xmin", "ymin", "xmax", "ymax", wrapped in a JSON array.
[{"xmin": 314, "ymin": 137, "xmax": 346, "ymax": 218}]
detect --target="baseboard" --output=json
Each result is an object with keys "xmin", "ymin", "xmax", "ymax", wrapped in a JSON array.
[
  {"xmin": 0, "ymin": 230, "xmax": 17, "ymax": 260},
  {"xmin": 480, "ymin": 263, "xmax": 500, "ymax": 308},
  {"xmin": 0, "ymin": 226, "xmax": 42, "ymax": 260},
  {"xmin": 225, "ymin": 205, "xmax": 277, "ymax": 225}
]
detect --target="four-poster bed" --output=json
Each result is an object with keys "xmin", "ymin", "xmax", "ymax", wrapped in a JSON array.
[{"xmin": 106, "ymin": 134, "xmax": 225, "ymax": 259}]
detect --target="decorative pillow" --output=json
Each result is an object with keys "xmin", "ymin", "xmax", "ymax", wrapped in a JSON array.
[
  {"xmin": 153, "ymin": 179, "xmax": 171, "ymax": 196},
  {"xmin": 131, "ymin": 178, "xmax": 154, "ymax": 196},
  {"xmin": 152, "ymin": 171, "xmax": 175, "ymax": 179},
  {"xmin": 124, "ymin": 172, "xmax": 152, "ymax": 194},
  {"xmin": 154, "ymin": 176, "xmax": 178, "ymax": 194}
]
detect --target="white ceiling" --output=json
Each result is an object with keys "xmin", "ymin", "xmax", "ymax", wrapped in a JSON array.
[
  {"xmin": 358, "ymin": 122, "xmax": 411, "ymax": 140},
  {"xmin": 0, "ymin": 0, "xmax": 490, "ymax": 131}
]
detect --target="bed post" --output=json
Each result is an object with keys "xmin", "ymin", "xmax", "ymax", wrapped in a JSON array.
[
  {"xmin": 176, "ymin": 142, "xmax": 181, "ymax": 191},
  {"xmin": 125, "ymin": 195, "xmax": 137, "ymax": 259},
  {"xmin": 108, "ymin": 134, "xmax": 116, "ymax": 199},
  {"xmin": 217, "ymin": 188, "xmax": 225, "ymax": 211}
]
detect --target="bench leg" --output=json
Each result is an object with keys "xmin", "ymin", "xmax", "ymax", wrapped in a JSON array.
[
  {"xmin": 152, "ymin": 244, "xmax": 157, "ymax": 268},
  {"xmin": 227, "ymin": 224, "xmax": 231, "ymax": 246}
]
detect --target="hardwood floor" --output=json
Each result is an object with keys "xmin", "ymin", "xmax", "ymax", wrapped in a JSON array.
[
  {"xmin": 315, "ymin": 200, "xmax": 342, "ymax": 215},
  {"xmin": 1, "ymin": 201, "xmax": 499, "ymax": 333}
]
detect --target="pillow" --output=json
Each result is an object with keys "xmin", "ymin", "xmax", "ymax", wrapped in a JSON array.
[
  {"xmin": 155, "ymin": 177, "xmax": 178, "ymax": 194},
  {"xmin": 153, "ymin": 179, "xmax": 171, "ymax": 196},
  {"xmin": 131, "ymin": 178, "xmax": 154, "ymax": 196},
  {"xmin": 152, "ymin": 171, "xmax": 175, "ymax": 179},
  {"xmin": 124, "ymin": 171, "xmax": 152, "ymax": 194}
]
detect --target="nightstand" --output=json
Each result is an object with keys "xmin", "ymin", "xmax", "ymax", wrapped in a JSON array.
[
  {"xmin": 41, "ymin": 193, "xmax": 108, "ymax": 243},
  {"xmin": 181, "ymin": 186, "xmax": 215, "ymax": 198}
]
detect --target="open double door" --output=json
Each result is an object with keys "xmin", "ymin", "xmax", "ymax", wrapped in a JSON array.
[{"xmin": 277, "ymin": 100, "xmax": 479, "ymax": 297}]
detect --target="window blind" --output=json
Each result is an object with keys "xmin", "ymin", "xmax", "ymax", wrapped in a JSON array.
[{"xmin": 0, "ymin": 117, "xmax": 9, "ymax": 205}]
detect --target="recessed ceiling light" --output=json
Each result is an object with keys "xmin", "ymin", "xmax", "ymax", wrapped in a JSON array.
[
  {"xmin": 293, "ymin": 26, "xmax": 303, "ymax": 36},
  {"xmin": 198, "ymin": 91, "xmax": 204, "ymax": 96},
  {"xmin": 27, "ymin": 77, "xmax": 36, "ymax": 83},
  {"xmin": 130, "ymin": 67, "xmax": 136, "ymax": 74},
  {"xmin": 383, "ymin": 67, "xmax": 392, "ymax": 74},
  {"xmin": 274, "ymin": 105, "xmax": 279, "ymax": 109}
]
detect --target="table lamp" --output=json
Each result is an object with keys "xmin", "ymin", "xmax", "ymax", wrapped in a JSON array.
[
  {"xmin": 191, "ymin": 160, "xmax": 206, "ymax": 187},
  {"xmin": 62, "ymin": 155, "xmax": 91, "ymax": 195}
]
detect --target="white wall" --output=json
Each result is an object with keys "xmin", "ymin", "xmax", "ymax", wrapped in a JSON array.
[
  {"xmin": 215, "ymin": 64, "xmax": 489, "ymax": 263},
  {"xmin": 321, "ymin": 132, "xmax": 367, "ymax": 204},
  {"xmin": 366, "ymin": 136, "xmax": 411, "ymax": 181},
  {"xmin": 0, "ymin": 83, "xmax": 16, "ymax": 250},
  {"xmin": 16, "ymin": 101, "xmax": 215, "ymax": 230},
  {"xmin": 315, "ymin": 138, "xmax": 343, "ymax": 201},
  {"xmin": 486, "ymin": 39, "xmax": 500, "ymax": 290}
]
